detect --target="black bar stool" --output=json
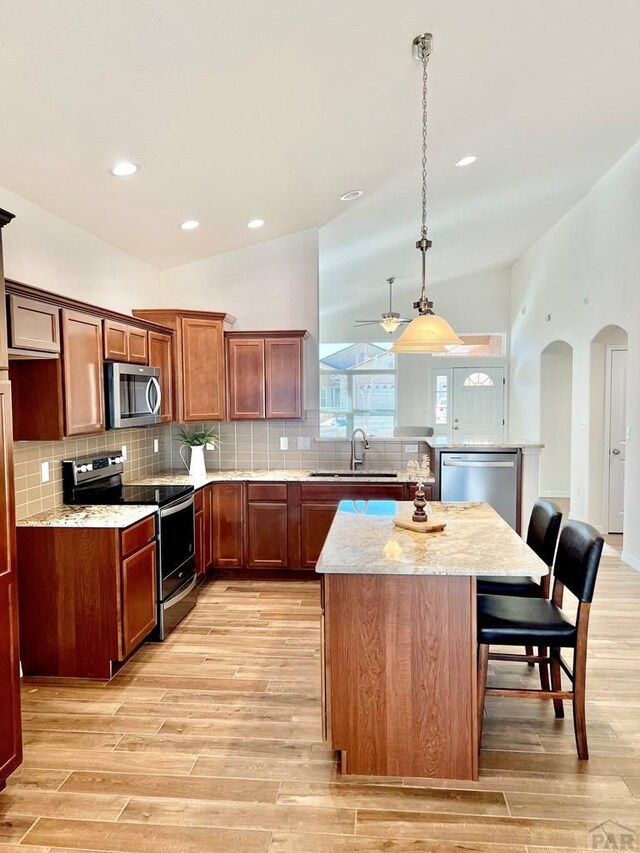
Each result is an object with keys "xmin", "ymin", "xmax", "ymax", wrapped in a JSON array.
[{"xmin": 477, "ymin": 520, "xmax": 604, "ymax": 759}]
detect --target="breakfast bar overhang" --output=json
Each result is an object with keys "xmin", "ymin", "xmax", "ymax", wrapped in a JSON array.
[{"xmin": 316, "ymin": 500, "xmax": 548, "ymax": 781}]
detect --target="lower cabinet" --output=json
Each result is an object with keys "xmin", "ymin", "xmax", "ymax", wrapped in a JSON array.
[
  {"xmin": 211, "ymin": 483, "xmax": 245, "ymax": 568},
  {"xmin": 0, "ymin": 580, "xmax": 21, "ymax": 788},
  {"xmin": 17, "ymin": 515, "xmax": 158, "ymax": 679},
  {"xmin": 300, "ymin": 502, "xmax": 340, "ymax": 569}
]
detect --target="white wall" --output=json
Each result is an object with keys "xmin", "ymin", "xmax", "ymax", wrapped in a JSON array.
[
  {"xmin": 1, "ymin": 185, "xmax": 159, "ymax": 314},
  {"xmin": 539, "ymin": 343, "xmax": 572, "ymax": 497},
  {"xmin": 510, "ymin": 139, "xmax": 640, "ymax": 567},
  {"xmin": 156, "ymin": 228, "xmax": 319, "ymax": 410}
]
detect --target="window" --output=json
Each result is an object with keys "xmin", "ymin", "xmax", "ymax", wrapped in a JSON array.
[
  {"xmin": 435, "ymin": 374, "xmax": 448, "ymax": 424},
  {"xmin": 319, "ymin": 343, "xmax": 396, "ymax": 437},
  {"xmin": 463, "ymin": 372, "xmax": 494, "ymax": 387}
]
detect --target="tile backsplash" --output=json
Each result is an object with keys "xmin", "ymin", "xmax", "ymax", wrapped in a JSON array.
[
  {"xmin": 163, "ymin": 415, "xmax": 430, "ymax": 474},
  {"xmin": 13, "ymin": 426, "xmax": 164, "ymax": 521}
]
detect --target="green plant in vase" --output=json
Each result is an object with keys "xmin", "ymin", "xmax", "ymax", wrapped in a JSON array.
[{"xmin": 178, "ymin": 426, "xmax": 219, "ymax": 478}]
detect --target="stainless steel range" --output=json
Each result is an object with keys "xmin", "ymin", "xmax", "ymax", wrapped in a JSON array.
[{"xmin": 62, "ymin": 455, "xmax": 197, "ymax": 638}]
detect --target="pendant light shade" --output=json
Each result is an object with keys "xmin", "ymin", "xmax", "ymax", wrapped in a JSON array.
[{"xmin": 390, "ymin": 32, "xmax": 462, "ymax": 354}]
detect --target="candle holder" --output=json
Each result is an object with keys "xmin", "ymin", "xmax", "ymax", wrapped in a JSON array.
[{"xmin": 412, "ymin": 480, "xmax": 429, "ymax": 522}]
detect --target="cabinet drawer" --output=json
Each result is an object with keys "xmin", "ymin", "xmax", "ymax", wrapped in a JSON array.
[
  {"xmin": 121, "ymin": 515, "xmax": 156, "ymax": 558},
  {"xmin": 247, "ymin": 483, "xmax": 287, "ymax": 502},
  {"xmin": 299, "ymin": 483, "xmax": 405, "ymax": 502}
]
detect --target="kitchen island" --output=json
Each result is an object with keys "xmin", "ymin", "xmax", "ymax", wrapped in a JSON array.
[{"xmin": 316, "ymin": 500, "xmax": 547, "ymax": 781}]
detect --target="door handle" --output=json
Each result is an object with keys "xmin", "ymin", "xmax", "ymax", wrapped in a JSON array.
[{"xmin": 612, "ymin": 448, "xmax": 621, "ymax": 455}]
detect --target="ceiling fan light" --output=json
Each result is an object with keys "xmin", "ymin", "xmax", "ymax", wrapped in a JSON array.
[
  {"xmin": 380, "ymin": 314, "xmax": 403, "ymax": 333},
  {"xmin": 390, "ymin": 313, "xmax": 463, "ymax": 353}
]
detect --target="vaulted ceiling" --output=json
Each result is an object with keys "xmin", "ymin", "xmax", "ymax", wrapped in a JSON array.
[{"xmin": 2, "ymin": 1, "xmax": 640, "ymax": 272}]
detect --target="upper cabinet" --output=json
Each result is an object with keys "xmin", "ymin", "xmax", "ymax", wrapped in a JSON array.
[
  {"xmin": 7, "ymin": 295, "xmax": 60, "ymax": 354},
  {"xmin": 61, "ymin": 309, "xmax": 105, "ymax": 436},
  {"xmin": 133, "ymin": 310, "xmax": 233, "ymax": 422},
  {"xmin": 148, "ymin": 331, "xmax": 174, "ymax": 423},
  {"xmin": 103, "ymin": 319, "xmax": 148, "ymax": 365},
  {"xmin": 226, "ymin": 331, "xmax": 305, "ymax": 421}
]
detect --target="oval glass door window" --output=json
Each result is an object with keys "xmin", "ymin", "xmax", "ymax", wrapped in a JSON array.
[{"xmin": 463, "ymin": 372, "xmax": 494, "ymax": 387}]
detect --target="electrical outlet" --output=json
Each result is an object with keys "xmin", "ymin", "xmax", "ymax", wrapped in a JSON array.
[
  {"xmin": 403, "ymin": 443, "xmax": 419, "ymax": 453},
  {"xmin": 121, "ymin": 445, "xmax": 128, "ymax": 461},
  {"xmin": 280, "ymin": 437, "xmax": 289, "ymax": 451},
  {"xmin": 153, "ymin": 439, "xmax": 159, "ymax": 453},
  {"xmin": 41, "ymin": 461, "xmax": 50, "ymax": 483},
  {"xmin": 297, "ymin": 436, "xmax": 311, "ymax": 451}
]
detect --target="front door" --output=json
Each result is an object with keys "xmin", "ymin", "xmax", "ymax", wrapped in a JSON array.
[
  {"xmin": 452, "ymin": 367, "xmax": 505, "ymax": 443},
  {"xmin": 607, "ymin": 348, "xmax": 627, "ymax": 534}
]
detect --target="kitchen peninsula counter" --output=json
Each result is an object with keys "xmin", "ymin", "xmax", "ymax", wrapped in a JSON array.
[{"xmin": 318, "ymin": 500, "xmax": 547, "ymax": 781}]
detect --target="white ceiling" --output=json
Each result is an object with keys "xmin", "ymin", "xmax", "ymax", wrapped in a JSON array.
[{"xmin": 1, "ymin": 0, "xmax": 640, "ymax": 272}]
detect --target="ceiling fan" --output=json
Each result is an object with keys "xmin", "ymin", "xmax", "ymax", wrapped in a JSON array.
[{"xmin": 354, "ymin": 277, "xmax": 411, "ymax": 334}]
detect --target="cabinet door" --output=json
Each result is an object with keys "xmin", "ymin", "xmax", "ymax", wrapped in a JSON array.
[
  {"xmin": 121, "ymin": 540, "xmax": 157, "ymax": 657},
  {"xmin": 203, "ymin": 486, "xmax": 214, "ymax": 570},
  {"xmin": 62, "ymin": 309, "xmax": 105, "ymax": 435},
  {"xmin": 0, "ymin": 380, "xmax": 21, "ymax": 784},
  {"xmin": 128, "ymin": 328, "xmax": 149, "ymax": 365},
  {"xmin": 300, "ymin": 502, "xmax": 340, "ymax": 569},
  {"xmin": 211, "ymin": 483, "xmax": 245, "ymax": 568},
  {"xmin": 194, "ymin": 510, "xmax": 205, "ymax": 578},
  {"xmin": 148, "ymin": 331, "xmax": 174, "ymax": 423},
  {"xmin": 8, "ymin": 295, "xmax": 60, "ymax": 353},
  {"xmin": 247, "ymin": 502, "xmax": 288, "ymax": 568},
  {"xmin": 227, "ymin": 338, "xmax": 265, "ymax": 420},
  {"xmin": 103, "ymin": 319, "xmax": 129, "ymax": 361},
  {"xmin": 181, "ymin": 318, "xmax": 225, "ymax": 421},
  {"xmin": 265, "ymin": 337, "xmax": 302, "ymax": 419}
]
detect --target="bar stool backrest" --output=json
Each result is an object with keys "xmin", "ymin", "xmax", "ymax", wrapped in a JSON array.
[{"xmin": 552, "ymin": 520, "xmax": 604, "ymax": 605}]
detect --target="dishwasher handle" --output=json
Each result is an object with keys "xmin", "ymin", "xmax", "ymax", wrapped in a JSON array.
[{"xmin": 443, "ymin": 459, "xmax": 515, "ymax": 468}]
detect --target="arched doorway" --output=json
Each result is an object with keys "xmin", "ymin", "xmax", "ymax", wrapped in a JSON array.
[
  {"xmin": 589, "ymin": 325, "xmax": 628, "ymax": 536},
  {"xmin": 540, "ymin": 341, "xmax": 573, "ymax": 511}
]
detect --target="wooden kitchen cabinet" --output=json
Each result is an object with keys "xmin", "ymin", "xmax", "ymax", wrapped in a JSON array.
[
  {"xmin": 7, "ymin": 294, "xmax": 60, "ymax": 353},
  {"xmin": 211, "ymin": 482, "xmax": 245, "ymax": 568},
  {"xmin": 104, "ymin": 320, "xmax": 149, "ymax": 364},
  {"xmin": 148, "ymin": 331, "xmax": 174, "ymax": 423},
  {"xmin": 0, "ymin": 210, "xmax": 22, "ymax": 790},
  {"xmin": 134, "ymin": 309, "xmax": 232, "ymax": 422},
  {"xmin": 61, "ymin": 308, "xmax": 105, "ymax": 435},
  {"xmin": 246, "ymin": 483, "xmax": 288, "ymax": 568},
  {"xmin": 17, "ymin": 515, "xmax": 158, "ymax": 679},
  {"xmin": 194, "ymin": 503, "xmax": 205, "ymax": 578},
  {"xmin": 226, "ymin": 331, "xmax": 305, "ymax": 421}
]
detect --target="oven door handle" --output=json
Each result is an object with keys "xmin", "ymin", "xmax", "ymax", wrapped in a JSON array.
[
  {"xmin": 163, "ymin": 574, "xmax": 197, "ymax": 609},
  {"xmin": 160, "ymin": 495, "xmax": 194, "ymax": 518}
]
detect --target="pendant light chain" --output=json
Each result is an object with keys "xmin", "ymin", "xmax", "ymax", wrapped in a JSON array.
[{"xmin": 420, "ymin": 40, "xmax": 429, "ymax": 239}]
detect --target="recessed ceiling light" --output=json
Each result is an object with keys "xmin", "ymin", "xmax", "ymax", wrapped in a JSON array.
[
  {"xmin": 110, "ymin": 161, "xmax": 139, "ymax": 177},
  {"xmin": 455, "ymin": 155, "xmax": 477, "ymax": 167},
  {"xmin": 340, "ymin": 190, "xmax": 364, "ymax": 201},
  {"xmin": 247, "ymin": 219, "xmax": 265, "ymax": 229},
  {"xmin": 180, "ymin": 220, "xmax": 200, "ymax": 231}
]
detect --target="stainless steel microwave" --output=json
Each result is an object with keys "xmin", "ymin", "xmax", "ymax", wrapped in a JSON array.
[{"xmin": 105, "ymin": 363, "xmax": 162, "ymax": 428}]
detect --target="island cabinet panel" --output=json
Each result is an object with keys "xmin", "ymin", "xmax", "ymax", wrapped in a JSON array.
[
  {"xmin": 7, "ymin": 294, "xmax": 60, "ymax": 353},
  {"xmin": 227, "ymin": 338, "xmax": 265, "ymax": 420},
  {"xmin": 323, "ymin": 573, "xmax": 478, "ymax": 780},
  {"xmin": 211, "ymin": 483, "xmax": 244, "ymax": 568},
  {"xmin": 246, "ymin": 500, "xmax": 288, "ymax": 568},
  {"xmin": 17, "ymin": 518, "xmax": 158, "ymax": 679},
  {"xmin": 148, "ymin": 331, "xmax": 174, "ymax": 423},
  {"xmin": 264, "ymin": 337, "xmax": 302, "ymax": 419},
  {"xmin": 61, "ymin": 309, "xmax": 105, "ymax": 436}
]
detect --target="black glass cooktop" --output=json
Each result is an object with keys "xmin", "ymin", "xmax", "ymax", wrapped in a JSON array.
[{"xmin": 66, "ymin": 483, "xmax": 194, "ymax": 507}]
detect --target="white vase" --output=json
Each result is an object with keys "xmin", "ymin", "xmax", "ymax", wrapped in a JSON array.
[{"xmin": 180, "ymin": 444, "xmax": 207, "ymax": 480}]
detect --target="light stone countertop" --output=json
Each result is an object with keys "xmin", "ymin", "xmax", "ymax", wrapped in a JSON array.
[
  {"xmin": 17, "ymin": 504, "xmax": 157, "ymax": 529},
  {"xmin": 315, "ymin": 500, "xmax": 548, "ymax": 578},
  {"xmin": 128, "ymin": 469, "xmax": 434, "ymax": 489},
  {"xmin": 426, "ymin": 439, "xmax": 543, "ymax": 450}
]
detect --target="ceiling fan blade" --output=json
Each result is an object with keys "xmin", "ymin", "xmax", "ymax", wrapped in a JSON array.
[{"xmin": 354, "ymin": 320, "xmax": 380, "ymax": 325}]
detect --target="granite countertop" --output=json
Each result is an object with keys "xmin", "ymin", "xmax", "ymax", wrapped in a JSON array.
[
  {"xmin": 128, "ymin": 469, "xmax": 435, "ymax": 488},
  {"xmin": 17, "ymin": 504, "xmax": 157, "ymax": 529},
  {"xmin": 316, "ymin": 500, "xmax": 548, "ymax": 578},
  {"xmin": 426, "ymin": 439, "xmax": 543, "ymax": 450}
]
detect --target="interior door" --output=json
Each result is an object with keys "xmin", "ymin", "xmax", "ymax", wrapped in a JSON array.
[
  {"xmin": 452, "ymin": 367, "xmax": 505, "ymax": 443},
  {"xmin": 607, "ymin": 348, "xmax": 627, "ymax": 534}
]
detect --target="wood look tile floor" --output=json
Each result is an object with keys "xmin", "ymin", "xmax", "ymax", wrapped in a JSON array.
[{"xmin": 2, "ymin": 540, "xmax": 640, "ymax": 852}]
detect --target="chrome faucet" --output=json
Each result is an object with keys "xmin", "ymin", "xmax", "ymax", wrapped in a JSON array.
[{"xmin": 350, "ymin": 428, "xmax": 370, "ymax": 470}]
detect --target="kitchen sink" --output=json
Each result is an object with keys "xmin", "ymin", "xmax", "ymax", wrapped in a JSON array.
[{"xmin": 308, "ymin": 471, "xmax": 398, "ymax": 478}]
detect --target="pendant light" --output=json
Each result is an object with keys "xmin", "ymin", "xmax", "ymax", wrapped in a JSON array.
[{"xmin": 391, "ymin": 34, "xmax": 463, "ymax": 354}]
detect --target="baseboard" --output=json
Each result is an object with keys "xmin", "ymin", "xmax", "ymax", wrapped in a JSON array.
[
  {"xmin": 539, "ymin": 491, "xmax": 570, "ymax": 499},
  {"xmin": 622, "ymin": 550, "xmax": 640, "ymax": 572}
]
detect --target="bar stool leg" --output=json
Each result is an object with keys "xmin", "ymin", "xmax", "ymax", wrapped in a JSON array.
[
  {"xmin": 477, "ymin": 644, "xmax": 490, "ymax": 749},
  {"xmin": 573, "ymin": 644, "xmax": 589, "ymax": 760},
  {"xmin": 525, "ymin": 644, "xmax": 535, "ymax": 667},
  {"xmin": 550, "ymin": 648, "xmax": 564, "ymax": 718},
  {"xmin": 538, "ymin": 646, "xmax": 550, "ymax": 692}
]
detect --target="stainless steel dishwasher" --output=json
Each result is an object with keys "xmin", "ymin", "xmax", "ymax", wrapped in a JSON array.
[{"xmin": 439, "ymin": 451, "xmax": 518, "ymax": 529}]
